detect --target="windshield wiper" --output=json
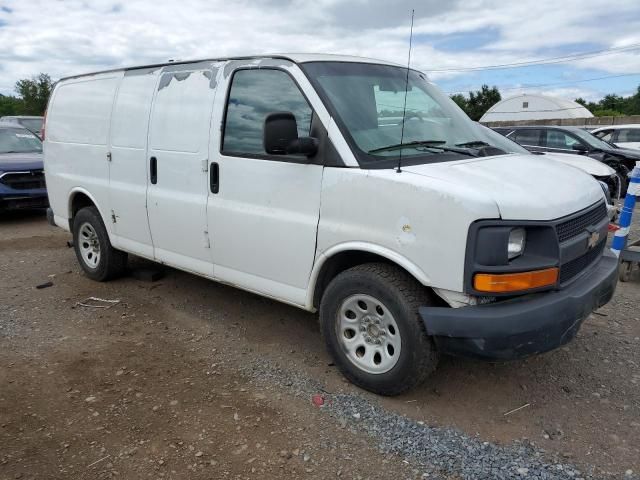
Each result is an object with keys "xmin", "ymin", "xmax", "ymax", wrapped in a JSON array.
[
  {"xmin": 368, "ymin": 140, "xmax": 477, "ymax": 157},
  {"xmin": 455, "ymin": 140, "xmax": 491, "ymax": 148}
]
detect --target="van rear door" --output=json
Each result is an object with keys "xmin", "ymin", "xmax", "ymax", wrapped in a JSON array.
[
  {"xmin": 108, "ymin": 69, "xmax": 159, "ymax": 258},
  {"xmin": 146, "ymin": 65, "xmax": 218, "ymax": 276}
]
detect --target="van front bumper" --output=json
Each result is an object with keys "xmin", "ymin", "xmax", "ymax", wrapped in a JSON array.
[{"xmin": 419, "ymin": 251, "xmax": 618, "ymax": 360}]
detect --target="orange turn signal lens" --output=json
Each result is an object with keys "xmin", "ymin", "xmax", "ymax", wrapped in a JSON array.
[{"xmin": 473, "ymin": 268, "xmax": 559, "ymax": 293}]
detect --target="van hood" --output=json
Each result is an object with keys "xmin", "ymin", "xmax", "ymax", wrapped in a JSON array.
[
  {"xmin": 540, "ymin": 152, "xmax": 615, "ymax": 177},
  {"xmin": 402, "ymin": 154, "xmax": 604, "ymax": 221}
]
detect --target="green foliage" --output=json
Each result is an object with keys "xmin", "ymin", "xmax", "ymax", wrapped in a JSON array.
[
  {"xmin": 14, "ymin": 73, "xmax": 53, "ymax": 116},
  {"xmin": 592, "ymin": 109, "xmax": 625, "ymax": 117},
  {"xmin": 575, "ymin": 86, "xmax": 640, "ymax": 116},
  {"xmin": 0, "ymin": 94, "xmax": 23, "ymax": 116},
  {"xmin": 450, "ymin": 85, "xmax": 501, "ymax": 121}
]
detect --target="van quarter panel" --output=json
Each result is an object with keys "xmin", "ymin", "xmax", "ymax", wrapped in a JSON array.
[{"xmin": 45, "ymin": 73, "xmax": 123, "ymax": 231}]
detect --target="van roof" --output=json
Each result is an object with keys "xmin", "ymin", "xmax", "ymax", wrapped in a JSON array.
[{"xmin": 58, "ymin": 53, "xmax": 403, "ymax": 82}]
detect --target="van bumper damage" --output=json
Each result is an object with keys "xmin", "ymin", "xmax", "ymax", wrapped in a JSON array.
[{"xmin": 420, "ymin": 251, "xmax": 619, "ymax": 360}]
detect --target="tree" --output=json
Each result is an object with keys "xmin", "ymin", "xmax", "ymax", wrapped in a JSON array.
[
  {"xmin": 574, "ymin": 85, "xmax": 640, "ymax": 117},
  {"xmin": 466, "ymin": 85, "xmax": 501, "ymax": 121},
  {"xmin": 0, "ymin": 93, "xmax": 23, "ymax": 116},
  {"xmin": 14, "ymin": 73, "xmax": 53, "ymax": 116},
  {"xmin": 450, "ymin": 93, "xmax": 468, "ymax": 112},
  {"xmin": 450, "ymin": 85, "xmax": 501, "ymax": 121}
]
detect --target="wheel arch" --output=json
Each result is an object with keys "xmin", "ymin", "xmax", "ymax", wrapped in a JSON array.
[
  {"xmin": 307, "ymin": 242, "xmax": 433, "ymax": 310},
  {"xmin": 67, "ymin": 188, "xmax": 107, "ymax": 232}
]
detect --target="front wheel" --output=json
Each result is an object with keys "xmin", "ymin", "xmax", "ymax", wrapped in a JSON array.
[{"xmin": 319, "ymin": 263, "xmax": 438, "ymax": 396}]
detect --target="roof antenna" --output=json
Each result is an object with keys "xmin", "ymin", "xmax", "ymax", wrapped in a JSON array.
[{"xmin": 397, "ymin": 9, "xmax": 415, "ymax": 174}]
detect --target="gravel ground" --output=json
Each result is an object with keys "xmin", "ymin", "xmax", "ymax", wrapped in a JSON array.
[{"xmin": 1, "ymin": 205, "xmax": 639, "ymax": 479}]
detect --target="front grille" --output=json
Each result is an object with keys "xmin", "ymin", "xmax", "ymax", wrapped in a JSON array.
[
  {"xmin": 0, "ymin": 170, "xmax": 46, "ymax": 190},
  {"xmin": 559, "ymin": 240, "xmax": 606, "ymax": 284},
  {"xmin": 556, "ymin": 202, "xmax": 607, "ymax": 243}
]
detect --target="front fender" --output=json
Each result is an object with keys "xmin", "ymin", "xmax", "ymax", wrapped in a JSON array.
[{"xmin": 305, "ymin": 241, "xmax": 432, "ymax": 310}]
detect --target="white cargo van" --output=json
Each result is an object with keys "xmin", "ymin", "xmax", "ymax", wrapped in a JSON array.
[{"xmin": 44, "ymin": 54, "xmax": 618, "ymax": 395}]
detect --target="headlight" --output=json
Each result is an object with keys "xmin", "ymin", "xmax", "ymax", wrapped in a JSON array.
[{"xmin": 507, "ymin": 228, "xmax": 526, "ymax": 260}]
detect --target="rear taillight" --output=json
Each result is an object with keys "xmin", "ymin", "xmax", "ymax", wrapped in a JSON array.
[{"xmin": 41, "ymin": 108, "xmax": 47, "ymax": 140}]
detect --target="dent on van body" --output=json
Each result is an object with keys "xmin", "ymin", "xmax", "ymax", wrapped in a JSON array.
[{"xmin": 315, "ymin": 167, "xmax": 500, "ymax": 294}]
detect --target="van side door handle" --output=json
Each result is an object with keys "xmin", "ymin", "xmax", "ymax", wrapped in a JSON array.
[
  {"xmin": 150, "ymin": 156, "xmax": 157, "ymax": 184},
  {"xmin": 210, "ymin": 162, "xmax": 219, "ymax": 194}
]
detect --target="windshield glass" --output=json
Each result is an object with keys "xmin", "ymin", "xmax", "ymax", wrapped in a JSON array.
[
  {"xmin": 0, "ymin": 128, "xmax": 43, "ymax": 153},
  {"xmin": 302, "ymin": 62, "xmax": 508, "ymax": 166},
  {"xmin": 19, "ymin": 118, "xmax": 43, "ymax": 133},
  {"xmin": 571, "ymin": 128, "xmax": 614, "ymax": 150}
]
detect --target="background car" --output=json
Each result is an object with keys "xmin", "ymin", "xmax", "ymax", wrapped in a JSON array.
[
  {"xmin": 0, "ymin": 115, "xmax": 44, "ymax": 138},
  {"xmin": 591, "ymin": 125, "xmax": 640, "ymax": 151},
  {"xmin": 478, "ymin": 124, "xmax": 620, "ymax": 209},
  {"xmin": 0, "ymin": 125, "xmax": 48, "ymax": 210},
  {"xmin": 494, "ymin": 125, "xmax": 640, "ymax": 195}
]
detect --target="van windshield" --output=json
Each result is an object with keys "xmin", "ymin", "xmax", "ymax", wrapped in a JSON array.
[{"xmin": 302, "ymin": 62, "xmax": 509, "ymax": 167}]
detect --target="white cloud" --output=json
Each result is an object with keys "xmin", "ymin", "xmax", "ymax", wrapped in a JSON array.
[{"xmin": 0, "ymin": 0, "xmax": 638, "ymax": 98}]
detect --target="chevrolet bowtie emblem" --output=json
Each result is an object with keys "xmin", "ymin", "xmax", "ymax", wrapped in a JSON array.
[{"xmin": 587, "ymin": 230, "xmax": 600, "ymax": 249}]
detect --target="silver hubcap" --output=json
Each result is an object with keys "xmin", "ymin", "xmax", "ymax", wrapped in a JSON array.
[
  {"xmin": 337, "ymin": 294, "xmax": 401, "ymax": 374},
  {"xmin": 78, "ymin": 222, "xmax": 101, "ymax": 269}
]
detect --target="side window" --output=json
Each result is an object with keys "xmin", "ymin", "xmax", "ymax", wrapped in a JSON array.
[
  {"xmin": 594, "ymin": 129, "xmax": 613, "ymax": 142},
  {"xmin": 514, "ymin": 129, "xmax": 542, "ymax": 146},
  {"xmin": 545, "ymin": 130, "xmax": 579, "ymax": 149},
  {"xmin": 618, "ymin": 129, "xmax": 640, "ymax": 142},
  {"xmin": 222, "ymin": 69, "xmax": 312, "ymax": 156}
]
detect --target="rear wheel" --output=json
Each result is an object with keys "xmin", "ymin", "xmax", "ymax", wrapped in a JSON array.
[
  {"xmin": 72, "ymin": 206, "xmax": 127, "ymax": 281},
  {"xmin": 319, "ymin": 263, "xmax": 438, "ymax": 396}
]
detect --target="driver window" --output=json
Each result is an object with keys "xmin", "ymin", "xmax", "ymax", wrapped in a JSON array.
[{"xmin": 222, "ymin": 69, "xmax": 312, "ymax": 156}]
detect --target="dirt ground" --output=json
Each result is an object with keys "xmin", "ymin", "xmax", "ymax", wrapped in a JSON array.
[{"xmin": 1, "ymin": 209, "xmax": 639, "ymax": 479}]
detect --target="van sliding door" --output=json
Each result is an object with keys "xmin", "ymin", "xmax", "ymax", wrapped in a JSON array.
[{"xmin": 146, "ymin": 65, "xmax": 218, "ymax": 276}]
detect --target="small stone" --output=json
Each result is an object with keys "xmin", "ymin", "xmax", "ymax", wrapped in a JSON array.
[
  {"xmin": 85, "ymin": 396, "xmax": 96, "ymax": 403},
  {"xmin": 303, "ymin": 453, "xmax": 311, "ymax": 462},
  {"xmin": 625, "ymin": 470, "xmax": 633, "ymax": 477},
  {"xmin": 169, "ymin": 400, "xmax": 178, "ymax": 406},
  {"xmin": 279, "ymin": 450, "xmax": 291, "ymax": 459},
  {"xmin": 115, "ymin": 370, "xmax": 124, "ymax": 376},
  {"xmin": 517, "ymin": 467, "xmax": 529, "ymax": 476},
  {"xmin": 352, "ymin": 413, "xmax": 361, "ymax": 420},
  {"xmin": 152, "ymin": 405, "xmax": 160, "ymax": 412},
  {"xmin": 195, "ymin": 451, "xmax": 203, "ymax": 457}
]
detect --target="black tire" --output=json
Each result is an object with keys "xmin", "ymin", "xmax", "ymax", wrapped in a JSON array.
[
  {"xmin": 72, "ymin": 206, "xmax": 127, "ymax": 281},
  {"xmin": 319, "ymin": 263, "xmax": 438, "ymax": 396}
]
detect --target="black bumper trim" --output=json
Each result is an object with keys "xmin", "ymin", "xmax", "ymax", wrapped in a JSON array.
[{"xmin": 420, "ymin": 251, "xmax": 618, "ymax": 360}]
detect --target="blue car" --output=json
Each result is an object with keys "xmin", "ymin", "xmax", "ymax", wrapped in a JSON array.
[{"xmin": 0, "ymin": 125, "xmax": 48, "ymax": 210}]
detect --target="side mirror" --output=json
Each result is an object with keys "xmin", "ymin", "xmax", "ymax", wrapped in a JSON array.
[
  {"xmin": 572, "ymin": 143, "xmax": 588, "ymax": 153},
  {"xmin": 264, "ymin": 112, "xmax": 318, "ymax": 157}
]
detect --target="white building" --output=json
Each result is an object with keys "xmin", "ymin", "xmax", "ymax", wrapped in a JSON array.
[{"xmin": 480, "ymin": 94, "xmax": 593, "ymax": 123}]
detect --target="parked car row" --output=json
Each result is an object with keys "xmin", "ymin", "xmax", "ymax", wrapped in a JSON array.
[
  {"xmin": 493, "ymin": 125, "xmax": 640, "ymax": 197},
  {"xmin": 0, "ymin": 125, "xmax": 48, "ymax": 211}
]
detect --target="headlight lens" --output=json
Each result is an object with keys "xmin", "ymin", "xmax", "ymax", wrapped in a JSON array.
[{"xmin": 508, "ymin": 228, "xmax": 526, "ymax": 260}]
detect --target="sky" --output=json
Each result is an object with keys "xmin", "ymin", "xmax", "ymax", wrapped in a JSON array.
[{"xmin": 0, "ymin": 0, "xmax": 639, "ymax": 102}]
